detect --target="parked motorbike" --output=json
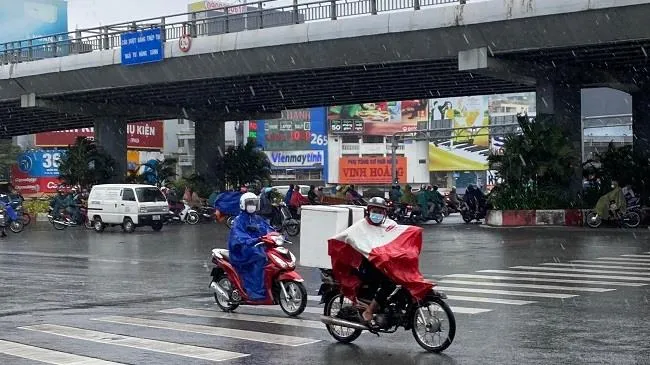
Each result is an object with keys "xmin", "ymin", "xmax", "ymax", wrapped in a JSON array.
[
  {"xmin": 270, "ymin": 203, "xmax": 300, "ymax": 237},
  {"xmin": 198, "ymin": 205, "xmax": 216, "ymax": 223},
  {"xmin": 47, "ymin": 206, "xmax": 93, "ymax": 230},
  {"xmin": 164, "ymin": 201, "xmax": 200, "ymax": 225},
  {"xmin": 318, "ymin": 269, "xmax": 455, "ymax": 353},
  {"xmin": 0, "ymin": 202, "xmax": 24, "ymax": 233},
  {"xmin": 587, "ymin": 200, "xmax": 641, "ymax": 228},
  {"xmin": 209, "ymin": 232, "xmax": 308, "ymax": 317}
]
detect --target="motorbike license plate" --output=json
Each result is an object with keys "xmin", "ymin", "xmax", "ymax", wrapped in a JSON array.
[{"xmin": 152, "ymin": 215, "xmax": 160, "ymax": 220}]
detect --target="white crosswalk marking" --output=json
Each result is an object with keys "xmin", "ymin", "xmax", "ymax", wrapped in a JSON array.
[
  {"xmin": 541, "ymin": 263, "xmax": 650, "ymax": 271},
  {"xmin": 446, "ymin": 273, "xmax": 647, "ymax": 286},
  {"xmin": 93, "ymin": 316, "xmax": 319, "ymax": 346},
  {"xmin": 620, "ymin": 254, "xmax": 650, "ymax": 259},
  {"xmin": 159, "ymin": 308, "xmax": 324, "ymax": 329},
  {"xmin": 599, "ymin": 257, "xmax": 650, "ymax": 262},
  {"xmin": 445, "ymin": 295, "xmax": 535, "ymax": 305},
  {"xmin": 571, "ymin": 260, "xmax": 650, "ymax": 266},
  {"xmin": 20, "ymin": 324, "xmax": 248, "ymax": 362},
  {"xmin": 0, "ymin": 340, "xmax": 124, "ymax": 365},
  {"xmin": 436, "ymin": 286, "xmax": 576, "ymax": 299},
  {"xmin": 478, "ymin": 269, "xmax": 650, "ymax": 282},
  {"xmin": 511, "ymin": 266, "xmax": 650, "ymax": 276},
  {"xmin": 257, "ymin": 303, "xmax": 491, "ymax": 315},
  {"xmin": 438, "ymin": 279, "xmax": 614, "ymax": 293}
]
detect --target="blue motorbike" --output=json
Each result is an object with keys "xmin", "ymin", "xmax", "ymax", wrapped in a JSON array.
[{"xmin": 0, "ymin": 202, "xmax": 24, "ymax": 233}]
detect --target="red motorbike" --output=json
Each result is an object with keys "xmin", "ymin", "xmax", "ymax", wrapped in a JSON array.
[{"xmin": 209, "ymin": 232, "xmax": 308, "ymax": 316}]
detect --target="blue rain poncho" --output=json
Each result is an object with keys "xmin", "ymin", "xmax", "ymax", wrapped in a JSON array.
[
  {"xmin": 214, "ymin": 191, "xmax": 243, "ymax": 216},
  {"xmin": 227, "ymin": 211, "xmax": 274, "ymax": 300}
]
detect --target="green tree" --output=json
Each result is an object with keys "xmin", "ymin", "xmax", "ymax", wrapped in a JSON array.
[
  {"xmin": 58, "ymin": 137, "xmax": 117, "ymax": 189},
  {"xmin": 0, "ymin": 139, "xmax": 23, "ymax": 180},
  {"xmin": 214, "ymin": 140, "xmax": 271, "ymax": 189},
  {"xmin": 487, "ymin": 114, "xmax": 581, "ymax": 209},
  {"xmin": 582, "ymin": 143, "xmax": 650, "ymax": 206}
]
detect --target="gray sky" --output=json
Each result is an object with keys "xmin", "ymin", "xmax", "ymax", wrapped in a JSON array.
[{"xmin": 67, "ymin": 0, "xmax": 191, "ymax": 29}]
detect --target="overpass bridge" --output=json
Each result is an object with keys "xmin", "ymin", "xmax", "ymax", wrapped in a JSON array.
[{"xmin": 1, "ymin": 0, "xmax": 650, "ymax": 180}]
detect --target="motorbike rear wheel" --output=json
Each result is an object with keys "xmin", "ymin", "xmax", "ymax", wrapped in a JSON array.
[
  {"xmin": 411, "ymin": 297, "xmax": 456, "ymax": 353},
  {"xmin": 52, "ymin": 219, "xmax": 67, "ymax": 230},
  {"xmin": 186, "ymin": 211, "xmax": 200, "ymax": 225},
  {"xmin": 225, "ymin": 216, "xmax": 235, "ymax": 229},
  {"xmin": 284, "ymin": 220, "xmax": 300, "ymax": 237},
  {"xmin": 279, "ymin": 281, "xmax": 307, "ymax": 316},
  {"xmin": 213, "ymin": 275, "xmax": 239, "ymax": 312},
  {"xmin": 324, "ymin": 294, "xmax": 363, "ymax": 343},
  {"xmin": 21, "ymin": 213, "xmax": 31, "ymax": 226}
]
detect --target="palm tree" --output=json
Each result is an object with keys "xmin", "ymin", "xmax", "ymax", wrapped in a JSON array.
[
  {"xmin": 58, "ymin": 137, "xmax": 117, "ymax": 189},
  {"xmin": 214, "ymin": 139, "xmax": 271, "ymax": 189}
]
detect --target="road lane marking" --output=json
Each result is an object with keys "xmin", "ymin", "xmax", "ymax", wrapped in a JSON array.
[
  {"xmin": 445, "ymin": 295, "xmax": 534, "ymax": 305},
  {"xmin": 19, "ymin": 324, "xmax": 248, "ymax": 362},
  {"xmin": 436, "ymin": 286, "xmax": 575, "ymax": 299},
  {"xmin": 571, "ymin": 260, "xmax": 650, "ymax": 266},
  {"xmin": 542, "ymin": 263, "xmax": 650, "ymax": 271},
  {"xmin": 93, "ymin": 316, "xmax": 319, "ymax": 347},
  {"xmin": 511, "ymin": 266, "xmax": 650, "ymax": 276},
  {"xmin": 445, "ymin": 274, "xmax": 646, "ymax": 286},
  {"xmin": 159, "ymin": 308, "xmax": 324, "ymax": 329},
  {"xmin": 446, "ymin": 273, "xmax": 647, "ymax": 286},
  {"xmin": 438, "ymin": 279, "xmax": 614, "ymax": 293},
  {"xmin": 0, "ymin": 340, "xmax": 124, "ymax": 365},
  {"xmin": 191, "ymin": 296, "xmax": 323, "ymax": 303},
  {"xmin": 478, "ymin": 270, "xmax": 650, "ymax": 282},
  {"xmin": 255, "ymin": 303, "xmax": 491, "ymax": 315},
  {"xmin": 599, "ymin": 256, "xmax": 650, "ymax": 262}
]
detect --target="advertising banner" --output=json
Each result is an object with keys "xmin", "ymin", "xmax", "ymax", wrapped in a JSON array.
[
  {"xmin": 17, "ymin": 149, "xmax": 65, "ymax": 178},
  {"xmin": 339, "ymin": 156, "xmax": 407, "ymax": 184},
  {"xmin": 34, "ymin": 121, "xmax": 164, "ymax": 150},
  {"xmin": 264, "ymin": 150, "xmax": 324, "ymax": 168},
  {"xmin": 0, "ymin": 0, "xmax": 68, "ymax": 46},
  {"xmin": 120, "ymin": 28, "xmax": 163, "ymax": 66},
  {"xmin": 430, "ymin": 96, "xmax": 489, "ymax": 146},
  {"xmin": 428, "ymin": 144, "xmax": 488, "ymax": 172},
  {"xmin": 328, "ymin": 100, "xmax": 428, "ymax": 136},
  {"xmin": 10, "ymin": 165, "xmax": 61, "ymax": 195}
]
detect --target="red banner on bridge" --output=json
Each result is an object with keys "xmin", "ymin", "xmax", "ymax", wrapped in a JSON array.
[{"xmin": 34, "ymin": 121, "xmax": 164, "ymax": 150}]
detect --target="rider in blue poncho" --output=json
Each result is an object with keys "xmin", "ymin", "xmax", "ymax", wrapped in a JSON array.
[{"xmin": 227, "ymin": 192, "xmax": 275, "ymax": 301}]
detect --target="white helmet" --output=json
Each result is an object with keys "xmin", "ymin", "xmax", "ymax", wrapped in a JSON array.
[{"xmin": 240, "ymin": 192, "xmax": 260, "ymax": 213}]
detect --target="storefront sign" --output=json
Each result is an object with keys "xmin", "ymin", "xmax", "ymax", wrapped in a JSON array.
[
  {"xmin": 17, "ymin": 149, "xmax": 65, "ymax": 178},
  {"xmin": 34, "ymin": 121, "xmax": 164, "ymax": 150},
  {"xmin": 339, "ymin": 156, "xmax": 407, "ymax": 184},
  {"xmin": 265, "ymin": 150, "xmax": 324, "ymax": 168}
]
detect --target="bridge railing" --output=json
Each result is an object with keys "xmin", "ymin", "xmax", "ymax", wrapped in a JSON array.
[{"xmin": 0, "ymin": 0, "xmax": 462, "ymax": 65}]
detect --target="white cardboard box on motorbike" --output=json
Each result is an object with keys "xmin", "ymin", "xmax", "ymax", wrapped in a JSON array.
[{"xmin": 299, "ymin": 205, "xmax": 365, "ymax": 269}]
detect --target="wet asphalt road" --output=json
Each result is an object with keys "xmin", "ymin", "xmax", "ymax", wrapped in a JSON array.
[{"xmin": 0, "ymin": 216, "xmax": 649, "ymax": 365}]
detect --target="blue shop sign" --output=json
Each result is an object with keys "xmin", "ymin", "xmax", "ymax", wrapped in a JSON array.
[{"xmin": 120, "ymin": 28, "xmax": 163, "ymax": 66}]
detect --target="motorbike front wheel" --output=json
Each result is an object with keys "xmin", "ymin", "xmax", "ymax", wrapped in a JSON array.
[
  {"xmin": 186, "ymin": 211, "xmax": 200, "ymax": 225},
  {"xmin": 9, "ymin": 220, "xmax": 24, "ymax": 233},
  {"xmin": 279, "ymin": 281, "xmax": 307, "ymax": 317},
  {"xmin": 225, "ymin": 216, "xmax": 235, "ymax": 229},
  {"xmin": 411, "ymin": 297, "xmax": 456, "ymax": 353},
  {"xmin": 623, "ymin": 211, "xmax": 641, "ymax": 228},
  {"xmin": 324, "ymin": 294, "xmax": 363, "ymax": 343},
  {"xmin": 586, "ymin": 211, "xmax": 602, "ymax": 228},
  {"xmin": 284, "ymin": 220, "xmax": 300, "ymax": 237}
]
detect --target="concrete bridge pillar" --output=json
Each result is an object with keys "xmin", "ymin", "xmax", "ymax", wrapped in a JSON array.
[
  {"xmin": 536, "ymin": 79, "xmax": 583, "ymax": 193},
  {"xmin": 632, "ymin": 91, "xmax": 650, "ymax": 155},
  {"xmin": 194, "ymin": 120, "xmax": 225, "ymax": 187},
  {"xmin": 94, "ymin": 117, "xmax": 128, "ymax": 183}
]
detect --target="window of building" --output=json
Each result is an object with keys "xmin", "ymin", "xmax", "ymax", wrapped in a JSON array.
[
  {"xmin": 178, "ymin": 119, "xmax": 184, "ymax": 125},
  {"xmin": 178, "ymin": 139, "xmax": 185, "ymax": 148},
  {"xmin": 363, "ymin": 135, "xmax": 384, "ymax": 143},
  {"xmin": 341, "ymin": 136, "xmax": 359, "ymax": 143}
]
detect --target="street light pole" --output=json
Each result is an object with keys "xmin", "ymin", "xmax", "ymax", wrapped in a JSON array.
[{"xmin": 390, "ymin": 135, "xmax": 399, "ymax": 184}]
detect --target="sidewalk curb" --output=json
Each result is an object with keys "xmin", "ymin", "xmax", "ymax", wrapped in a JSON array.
[{"xmin": 486, "ymin": 209, "xmax": 585, "ymax": 227}]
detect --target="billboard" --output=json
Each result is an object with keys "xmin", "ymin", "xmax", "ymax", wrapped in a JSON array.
[
  {"xmin": 17, "ymin": 149, "xmax": 64, "ymax": 178},
  {"xmin": 0, "ymin": 0, "xmax": 68, "ymax": 46},
  {"xmin": 328, "ymin": 100, "xmax": 428, "ymax": 136},
  {"xmin": 339, "ymin": 156, "xmax": 407, "ymax": 184},
  {"xmin": 430, "ymin": 96, "xmax": 490, "ymax": 146},
  {"xmin": 34, "ymin": 121, "xmax": 164, "ymax": 150},
  {"xmin": 264, "ymin": 150, "xmax": 324, "ymax": 168},
  {"xmin": 10, "ymin": 165, "xmax": 61, "ymax": 195}
]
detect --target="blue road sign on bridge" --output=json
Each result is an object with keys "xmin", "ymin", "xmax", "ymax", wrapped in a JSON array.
[{"xmin": 120, "ymin": 28, "xmax": 163, "ymax": 66}]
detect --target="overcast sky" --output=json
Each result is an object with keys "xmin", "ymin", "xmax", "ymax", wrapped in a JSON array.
[{"xmin": 67, "ymin": 0, "xmax": 193, "ymax": 29}]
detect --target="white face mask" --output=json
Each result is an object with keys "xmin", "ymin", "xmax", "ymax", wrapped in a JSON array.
[{"xmin": 246, "ymin": 205, "xmax": 257, "ymax": 214}]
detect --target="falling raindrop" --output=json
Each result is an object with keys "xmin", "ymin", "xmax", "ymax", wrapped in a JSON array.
[
  {"xmin": 642, "ymin": 47, "xmax": 648, "ymax": 58},
  {"xmin": 462, "ymin": 33, "xmax": 469, "ymax": 45},
  {"xmin": 279, "ymin": 90, "xmax": 284, "ymax": 99},
  {"xmin": 249, "ymin": 86, "xmax": 255, "ymax": 96}
]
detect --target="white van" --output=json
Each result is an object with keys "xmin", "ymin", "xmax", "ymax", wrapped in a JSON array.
[{"xmin": 87, "ymin": 184, "xmax": 169, "ymax": 233}]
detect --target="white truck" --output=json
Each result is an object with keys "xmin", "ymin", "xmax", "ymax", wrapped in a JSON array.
[{"xmin": 87, "ymin": 184, "xmax": 169, "ymax": 233}]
